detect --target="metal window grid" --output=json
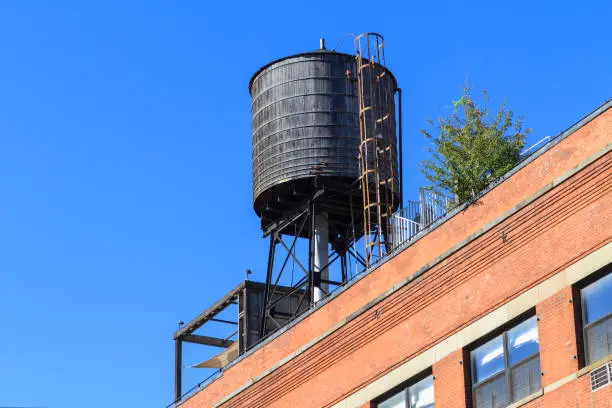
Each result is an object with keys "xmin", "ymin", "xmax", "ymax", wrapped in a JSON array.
[
  {"xmin": 580, "ymin": 273, "xmax": 612, "ymax": 365},
  {"xmin": 376, "ymin": 375, "xmax": 434, "ymax": 408},
  {"xmin": 471, "ymin": 324, "xmax": 541, "ymax": 408}
]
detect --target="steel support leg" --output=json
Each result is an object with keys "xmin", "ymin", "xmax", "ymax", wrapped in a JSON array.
[
  {"xmin": 259, "ymin": 234, "xmax": 276, "ymax": 339},
  {"xmin": 174, "ymin": 339, "xmax": 182, "ymax": 403},
  {"xmin": 313, "ymin": 212, "xmax": 329, "ymax": 303}
]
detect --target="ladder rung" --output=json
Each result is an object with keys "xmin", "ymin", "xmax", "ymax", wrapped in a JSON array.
[{"xmin": 375, "ymin": 113, "xmax": 391, "ymax": 123}]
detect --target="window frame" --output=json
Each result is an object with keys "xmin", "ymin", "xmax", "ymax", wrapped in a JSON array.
[
  {"xmin": 469, "ymin": 311, "xmax": 541, "ymax": 408},
  {"xmin": 576, "ymin": 264, "xmax": 612, "ymax": 366},
  {"xmin": 374, "ymin": 369, "xmax": 434, "ymax": 408}
]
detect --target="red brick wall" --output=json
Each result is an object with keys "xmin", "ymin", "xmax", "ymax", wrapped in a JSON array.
[
  {"xmin": 431, "ymin": 294, "xmax": 612, "ymax": 408},
  {"xmin": 433, "ymin": 350, "xmax": 469, "ymax": 408},
  {"xmin": 524, "ymin": 375, "xmax": 612, "ymax": 407},
  {"xmin": 183, "ymin": 150, "xmax": 611, "ymax": 408},
  {"xmin": 536, "ymin": 286, "xmax": 581, "ymax": 387},
  {"xmin": 179, "ymin": 108, "xmax": 612, "ymax": 407}
]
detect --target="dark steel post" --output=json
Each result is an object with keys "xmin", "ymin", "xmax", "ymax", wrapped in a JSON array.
[
  {"xmin": 259, "ymin": 234, "xmax": 276, "ymax": 339},
  {"xmin": 340, "ymin": 252, "xmax": 347, "ymax": 283},
  {"xmin": 396, "ymin": 87, "xmax": 404, "ymax": 208},
  {"xmin": 174, "ymin": 339, "xmax": 182, "ymax": 403},
  {"xmin": 308, "ymin": 201, "xmax": 316, "ymax": 306}
]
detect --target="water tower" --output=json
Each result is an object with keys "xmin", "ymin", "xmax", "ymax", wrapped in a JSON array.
[
  {"xmin": 171, "ymin": 34, "xmax": 403, "ymax": 402},
  {"xmin": 250, "ymin": 33, "xmax": 401, "ymax": 337}
]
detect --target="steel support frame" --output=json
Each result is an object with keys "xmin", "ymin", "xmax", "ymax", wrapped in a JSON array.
[
  {"xmin": 258, "ymin": 190, "xmax": 365, "ymax": 340},
  {"xmin": 172, "ymin": 283, "xmax": 243, "ymax": 403},
  {"xmin": 259, "ymin": 203, "xmax": 313, "ymax": 338}
]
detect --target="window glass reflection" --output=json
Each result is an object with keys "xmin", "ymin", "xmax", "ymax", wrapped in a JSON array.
[
  {"xmin": 379, "ymin": 390, "xmax": 406, "ymax": 408},
  {"xmin": 510, "ymin": 357, "xmax": 541, "ymax": 401},
  {"xmin": 471, "ymin": 317, "xmax": 542, "ymax": 408},
  {"xmin": 507, "ymin": 316, "xmax": 539, "ymax": 365},
  {"xmin": 472, "ymin": 335, "xmax": 505, "ymax": 383},
  {"xmin": 582, "ymin": 272, "xmax": 612, "ymax": 324},
  {"xmin": 408, "ymin": 376, "xmax": 434, "ymax": 408},
  {"xmin": 585, "ymin": 316, "xmax": 612, "ymax": 363},
  {"xmin": 473, "ymin": 374, "xmax": 509, "ymax": 408}
]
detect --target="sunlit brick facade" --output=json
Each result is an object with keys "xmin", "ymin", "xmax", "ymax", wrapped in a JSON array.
[{"xmin": 175, "ymin": 101, "xmax": 612, "ymax": 408}]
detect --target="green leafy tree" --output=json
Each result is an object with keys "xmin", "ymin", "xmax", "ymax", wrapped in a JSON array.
[{"xmin": 420, "ymin": 86, "xmax": 530, "ymax": 208}]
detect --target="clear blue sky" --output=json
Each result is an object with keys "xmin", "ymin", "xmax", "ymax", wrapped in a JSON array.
[{"xmin": 0, "ymin": 1, "xmax": 609, "ymax": 407}]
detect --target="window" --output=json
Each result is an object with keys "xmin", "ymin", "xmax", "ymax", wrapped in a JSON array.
[
  {"xmin": 471, "ymin": 316, "xmax": 541, "ymax": 408},
  {"xmin": 580, "ymin": 270, "xmax": 612, "ymax": 364},
  {"xmin": 377, "ymin": 375, "xmax": 434, "ymax": 408}
]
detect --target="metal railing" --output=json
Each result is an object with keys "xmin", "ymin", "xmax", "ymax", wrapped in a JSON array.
[
  {"xmin": 391, "ymin": 188, "xmax": 452, "ymax": 249},
  {"xmin": 520, "ymin": 136, "xmax": 552, "ymax": 158},
  {"xmin": 391, "ymin": 214, "xmax": 422, "ymax": 246}
]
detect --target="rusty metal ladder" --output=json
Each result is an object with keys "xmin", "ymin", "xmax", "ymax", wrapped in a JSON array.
[{"xmin": 355, "ymin": 33, "xmax": 396, "ymax": 266}]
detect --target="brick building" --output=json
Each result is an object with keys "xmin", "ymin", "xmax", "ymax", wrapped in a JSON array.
[{"xmin": 171, "ymin": 100, "xmax": 612, "ymax": 408}]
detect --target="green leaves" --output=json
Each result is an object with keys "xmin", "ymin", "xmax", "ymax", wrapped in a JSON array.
[{"xmin": 420, "ymin": 86, "xmax": 529, "ymax": 208}]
